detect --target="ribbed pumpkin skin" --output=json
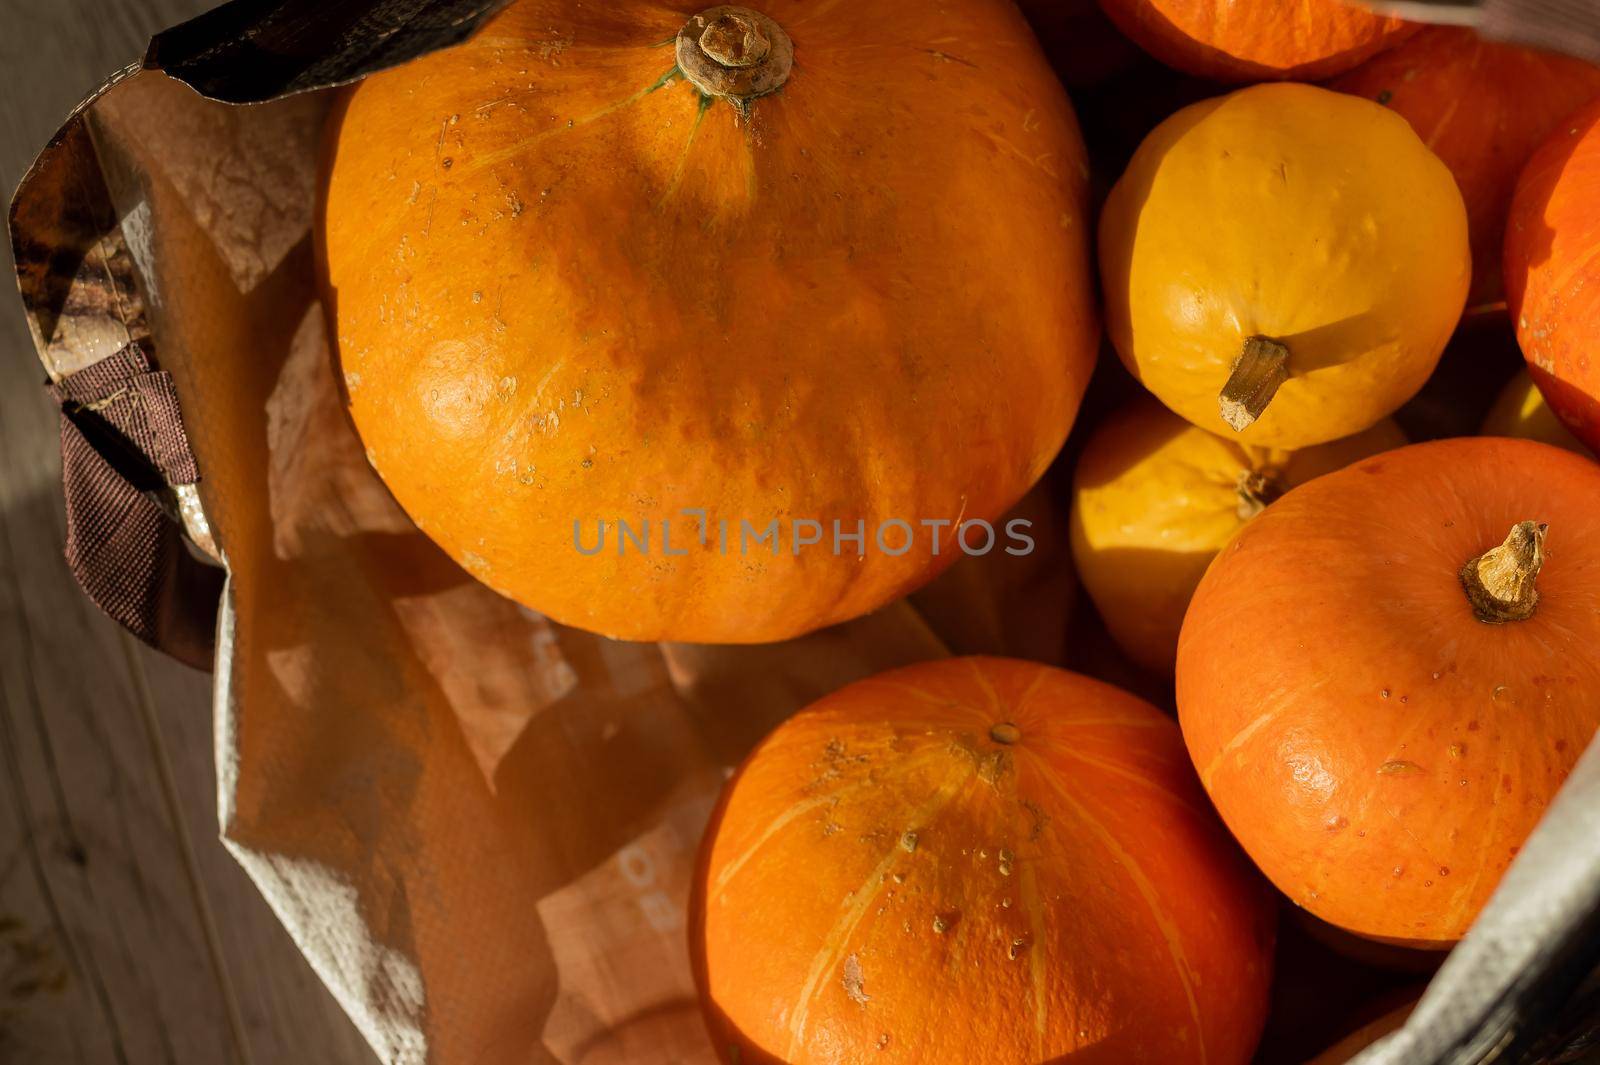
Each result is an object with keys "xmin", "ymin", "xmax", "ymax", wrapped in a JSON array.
[
  {"xmin": 1332, "ymin": 28, "xmax": 1600, "ymax": 304},
  {"xmin": 1095, "ymin": 0, "xmax": 1416, "ymax": 82},
  {"xmin": 692, "ymin": 657, "xmax": 1275, "ymax": 1065},
  {"xmin": 1178, "ymin": 438, "xmax": 1600, "ymax": 946},
  {"xmin": 317, "ymin": 0, "xmax": 1097, "ymax": 643},
  {"xmin": 1099, "ymin": 83, "xmax": 1469, "ymax": 450},
  {"xmin": 1505, "ymin": 98, "xmax": 1600, "ymax": 456},
  {"xmin": 1070, "ymin": 399, "xmax": 1404, "ymax": 674}
]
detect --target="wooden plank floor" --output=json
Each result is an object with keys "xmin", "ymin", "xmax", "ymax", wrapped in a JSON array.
[{"xmin": 0, "ymin": 2, "xmax": 374, "ymax": 1062}]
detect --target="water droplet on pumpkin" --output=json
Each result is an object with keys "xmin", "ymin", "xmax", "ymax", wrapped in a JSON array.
[
  {"xmin": 1439, "ymin": 866, "xmax": 1451, "ymax": 876},
  {"xmin": 932, "ymin": 915, "xmax": 949, "ymax": 934},
  {"xmin": 1449, "ymin": 744, "xmax": 1464, "ymax": 758},
  {"xmin": 900, "ymin": 831, "xmax": 918, "ymax": 853},
  {"xmin": 1492, "ymin": 685, "xmax": 1510, "ymax": 701},
  {"xmin": 1380, "ymin": 689, "xmax": 1390, "ymax": 699},
  {"xmin": 1393, "ymin": 866, "xmax": 1404, "ymax": 878},
  {"xmin": 1000, "ymin": 897, "xmax": 1012, "ymax": 909}
]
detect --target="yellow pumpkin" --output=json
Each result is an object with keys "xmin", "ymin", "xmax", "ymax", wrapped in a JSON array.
[
  {"xmin": 1070, "ymin": 398, "xmax": 1404, "ymax": 673},
  {"xmin": 1482, "ymin": 370, "xmax": 1591, "ymax": 457},
  {"xmin": 1099, "ymin": 83, "xmax": 1469, "ymax": 450}
]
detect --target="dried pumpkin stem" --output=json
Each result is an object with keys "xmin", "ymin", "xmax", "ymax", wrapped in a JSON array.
[
  {"xmin": 1219, "ymin": 336, "xmax": 1290, "ymax": 433},
  {"xmin": 1234, "ymin": 468, "xmax": 1284, "ymax": 521},
  {"xmin": 1460, "ymin": 520, "xmax": 1548, "ymax": 623},
  {"xmin": 677, "ymin": 7, "xmax": 794, "ymax": 101}
]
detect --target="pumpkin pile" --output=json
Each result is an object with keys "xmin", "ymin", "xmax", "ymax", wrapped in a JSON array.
[{"xmin": 315, "ymin": 0, "xmax": 1600, "ymax": 1059}]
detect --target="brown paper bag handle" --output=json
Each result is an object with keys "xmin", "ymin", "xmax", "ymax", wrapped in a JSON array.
[{"xmin": 49, "ymin": 340, "xmax": 222, "ymax": 670}]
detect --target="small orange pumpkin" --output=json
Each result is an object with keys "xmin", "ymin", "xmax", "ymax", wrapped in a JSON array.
[
  {"xmin": 1094, "ymin": 0, "xmax": 1417, "ymax": 82},
  {"xmin": 1505, "ymin": 97, "xmax": 1600, "ymax": 456},
  {"xmin": 318, "ymin": 0, "xmax": 1098, "ymax": 643},
  {"xmin": 1178, "ymin": 437, "xmax": 1600, "ymax": 945},
  {"xmin": 693, "ymin": 657, "xmax": 1275, "ymax": 1064},
  {"xmin": 1332, "ymin": 28, "xmax": 1600, "ymax": 303},
  {"xmin": 1306, "ymin": 996, "xmax": 1419, "ymax": 1065}
]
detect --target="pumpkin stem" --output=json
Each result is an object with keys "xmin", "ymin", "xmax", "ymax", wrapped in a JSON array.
[
  {"xmin": 989, "ymin": 722, "xmax": 1021, "ymax": 745},
  {"xmin": 1234, "ymin": 468, "xmax": 1284, "ymax": 521},
  {"xmin": 1219, "ymin": 336, "xmax": 1289, "ymax": 433},
  {"xmin": 1460, "ymin": 521, "xmax": 1548, "ymax": 624},
  {"xmin": 677, "ymin": 7, "xmax": 793, "ymax": 102}
]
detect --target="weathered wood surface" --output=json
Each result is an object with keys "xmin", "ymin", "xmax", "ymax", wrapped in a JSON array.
[{"xmin": 0, "ymin": 1, "xmax": 374, "ymax": 1062}]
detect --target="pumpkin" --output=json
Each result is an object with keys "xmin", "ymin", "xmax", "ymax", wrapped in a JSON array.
[
  {"xmin": 692, "ymin": 657, "xmax": 1275, "ymax": 1064},
  {"xmin": 1306, "ymin": 996, "xmax": 1418, "ymax": 1065},
  {"xmin": 1070, "ymin": 398, "xmax": 1404, "ymax": 674},
  {"xmin": 1178, "ymin": 437, "xmax": 1600, "ymax": 946},
  {"xmin": 1094, "ymin": 0, "xmax": 1417, "ymax": 83},
  {"xmin": 1331, "ymin": 28, "xmax": 1600, "ymax": 304},
  {"xmin": 1483, "ymin": 369, "xmax": 1591, "ymax": 456},
  {"xmin": 317, "ymin": 1, "xmax": 1098, "ymax": 643},
  {"xmin": 1505, "ymin": 98, "xmax": 1600, "ymax": 457},
  {"xmin": 1099, "ymin": 83, "xmax": 1470, "ymax": 450}
]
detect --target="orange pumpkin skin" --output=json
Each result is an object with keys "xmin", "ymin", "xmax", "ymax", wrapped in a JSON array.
[
  {"xmin": 1505, "ymin": 98, "xmax": 1600, "ymax": 455},
  {"xmin": 1332, "ymin": 28, "xmax": 1600, "ymax": 304},
  {"xmin": 1094, "ymin": 0, "xmax": 1417, "ymax": 82},
  {"xmin": 317, "ymin": 1, "xmax": 1097, "ymax": 643},
  {"xmin": 692, "ymin": 657, "xmax": 1275, "ymax": 1065},
  {"xmin": 1178, "ymin": 438, "xmax": 1600, "ymax": 946}
]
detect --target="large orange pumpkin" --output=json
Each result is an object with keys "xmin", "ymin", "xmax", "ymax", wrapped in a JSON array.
[
  {"xmin": 317, "ymin": 1, "xmax": 1098, "ymax": 643},
  {"xmin": 692, "ymin": 657, "xmax": 1275, "ymax": 1064},
  {"xmin": 1505, "ymin": 97, "xmax": 1600, "ymax": 456},
  {"xmin": 1178, "ymin": 438, "xmax": 1600, "ymax": 946},
  {"xmin": 1094, "ymin": 0, "xmax": 1416, "ymax": 83},
  {"xmin": 1332, "ymin": 28, "xmax": 1600, "ymax": 304}
]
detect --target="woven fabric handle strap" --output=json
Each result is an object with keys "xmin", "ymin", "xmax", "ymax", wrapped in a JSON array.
[{"xmin": 48, "ymin": 341, "xmax": 222, "ymax": 670}]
